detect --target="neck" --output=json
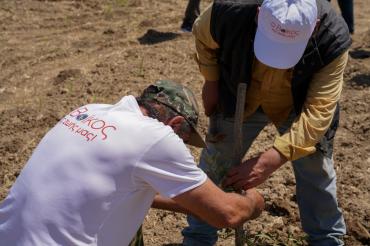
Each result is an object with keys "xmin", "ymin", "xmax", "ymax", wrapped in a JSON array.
[{"xmin": 139, "ymin": 106, "xmax": 149, "ymax": 116}]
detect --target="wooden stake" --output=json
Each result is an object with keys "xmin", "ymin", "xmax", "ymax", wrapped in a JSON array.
[{"xmin": 233, "ymin": 83, "xmax": 247, "ymax": 246}]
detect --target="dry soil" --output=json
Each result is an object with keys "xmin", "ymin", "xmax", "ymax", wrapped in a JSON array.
[{"xmin": 0, "ymin": 0, "xmax": 369, "ymax": 245}]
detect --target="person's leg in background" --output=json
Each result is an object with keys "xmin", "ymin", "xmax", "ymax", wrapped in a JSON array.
[
  {"xmin": 327, "ymin": 0, "xmax": 354, "ymax": 34},
  {"xmin": 181, "ymin": 0, "xmax": 201, "ymax": 32},
  {"xmin": 337, "ymin": 0, "xmax": 354, "ymax": 34},
  {"xmin": 277, "ymin": 111, "xmax": 346, "ymax": 246},
  {"xmin": 182, "ymin": 109, "xmax": 269, "ymax": 246}
]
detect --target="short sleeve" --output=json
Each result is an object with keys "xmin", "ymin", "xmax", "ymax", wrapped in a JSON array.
[{"xmin": 133, "ymin": 131, "xmax": 207, "ymax": 198}]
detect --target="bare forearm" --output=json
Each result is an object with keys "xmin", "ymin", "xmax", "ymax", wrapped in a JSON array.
[
  {"xmin": 172, "ymin": 179, "xmax": 264, "ymax": 228},
  {"xmin": 151, "ymin": 195, "xmax": 191, "ymax": 214}
]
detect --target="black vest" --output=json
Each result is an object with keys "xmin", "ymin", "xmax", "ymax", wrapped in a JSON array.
[{"xmin": 210, "ymin": 0, "xmax": 351, "ymax": 116}]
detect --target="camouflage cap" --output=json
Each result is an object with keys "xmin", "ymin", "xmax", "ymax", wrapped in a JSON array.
[{"xmin": 141, "ymin": 80, "xmax": 206, "ymax": 148}]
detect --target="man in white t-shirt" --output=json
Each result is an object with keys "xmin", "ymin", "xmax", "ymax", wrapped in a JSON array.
[{"xmin": 0, "ymin": 80, "xmax": 264, "ymax": 246}]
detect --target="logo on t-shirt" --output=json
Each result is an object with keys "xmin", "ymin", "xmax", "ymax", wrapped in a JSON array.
[{"xmin": 59, "ymin": 107, "xmax": 117, "ymax": 142}]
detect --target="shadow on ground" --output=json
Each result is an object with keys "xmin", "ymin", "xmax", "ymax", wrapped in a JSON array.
[
  {"xmin": 349, "ymin": 49, "xmax": 370, "ymax": 59},
  {"xmin": 138, "ymin": 29, "xmax": 180, "ymax": 45},
  {"xmin": 351, "ymin": 73, "xmax": 370, "ymax": 87}
]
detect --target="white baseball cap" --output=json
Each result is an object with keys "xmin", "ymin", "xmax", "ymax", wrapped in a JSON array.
[{"xmin": 254, "ymin": 0, "xmax": 318, "ymax": 69}]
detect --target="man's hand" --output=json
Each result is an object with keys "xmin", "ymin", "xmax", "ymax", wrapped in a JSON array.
[
  {"xmin": 202, "ymin": 80, "xmax": 219, "ymax": 117},
  {"xmin": 242, "ymin": 188, "xmax": 265, "ymax": 220},
  {"xmin": 223, "ymin": 148, "xmax": 288, "ymax": 190}
]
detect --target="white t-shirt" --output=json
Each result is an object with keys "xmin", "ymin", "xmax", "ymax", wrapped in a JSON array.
[{"xmin": 0, "ymin": 96, "xmax": 207, "ymax": 246}]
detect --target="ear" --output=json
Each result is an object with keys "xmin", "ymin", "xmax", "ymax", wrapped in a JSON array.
[{"xmin": 167, "ymin": 116, "xmax": 186, "ymax": 132}]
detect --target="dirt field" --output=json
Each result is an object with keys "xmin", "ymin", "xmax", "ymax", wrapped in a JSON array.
[{"xmin": 0, "ymin": 0, "xmax": 369, "ymax": 245}]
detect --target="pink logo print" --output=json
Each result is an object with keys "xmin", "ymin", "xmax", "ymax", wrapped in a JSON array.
[{"xmin": 270, "ymin": 22, "xmax": 300, "ymax": 39}]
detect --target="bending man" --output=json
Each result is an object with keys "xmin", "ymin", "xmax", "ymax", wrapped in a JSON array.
[
  {"xmin": 182, "ymin": 0, "xmax": 351, "ymax": 245},
  {"xmin": 0, "ymin": 80, "xmax": 263, "ymax": 246}
]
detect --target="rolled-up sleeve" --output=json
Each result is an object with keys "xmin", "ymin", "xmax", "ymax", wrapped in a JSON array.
[
  {"xmin": 274, "ymin": 51, "xmax": 349, "ymax": 161},
  {"xmin": 192, "ymin": 4, "xmax": 220, "ymax": 82}
]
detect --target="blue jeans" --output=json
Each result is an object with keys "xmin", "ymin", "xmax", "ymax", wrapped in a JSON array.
[{"xmin": 182, "ymin": 109, "xmax": 346, "ymax": 246}]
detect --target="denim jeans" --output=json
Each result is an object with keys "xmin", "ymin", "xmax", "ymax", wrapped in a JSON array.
[{"xmin": 182, "ymin": 109, "xmax": 346, "ymax": 246}]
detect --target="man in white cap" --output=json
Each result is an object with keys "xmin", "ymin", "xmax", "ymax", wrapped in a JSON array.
[{"xmin": 182, "ymin": 0, "xmax": 351, "ymax": 245}]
